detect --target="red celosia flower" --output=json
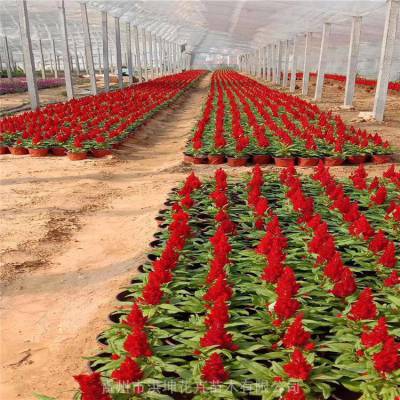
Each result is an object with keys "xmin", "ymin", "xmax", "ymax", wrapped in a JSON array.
[
  {"xmin": 282, "ymin": 384, "xmax": 306, "ymax": 400},
  {"xmin": 274, "ymin": 296, "xmax": 300, "ymax": 320},
  {"xmin": 210, "ymin": 190, "xmax": 228, "ymax": 208},
  {"xmin": 349, "ymin": 215, "xmax": 374, "ymax": 240},
  {"xmin": 283, "ymin": 349, "xmax": 312, "ymax": 380},
  {"xmin": 369, "ymin": 230, "xmax": 389, "ymax": 253},
  {"xmin": 141, "ymin": 277, "xmax": 163, "ymax": 305},
  {"xmin": 124, "ymin": 303, "xmax": 147, "ymax": 329},
  {"xmin": 181, "ymin": 193, "xmax": 194, "ymax": 209},
  {"xmin": 282, "ymin": 314, "xmax": 311, "ymax": 348},
  {"xmin": 215, "ymin": 168, "xmax": 228, "ymax": 190},
  {"xmin": 123, "ymin": 326, "xmax": 153, "ymax": 358},
  {"xmin": 371, "ymin": 186, "xmax": 387, "ymax": 205},
  {"xmin": 379, "ymin": 241, "xmax": 397, "ymax": 268},
  {"xmin": 203, "ymin": 275, "xmax": 233, "ymax": 302},
  {"xmin": 276, "ymin": 268, "xmax": 300, "ymax": 298},
  {"xmin": 74, "ymin": 372, "xmax": 111, "ymax": 400},
  {"xmin": 373, "ymin": 337, "xmax": 400, "ymax": 373},
  {"xmin": 348, "ymin": 288, "xmax": 377, "ymax": 321},
  {"xmin": 201, "ymin": 353, "xmax": 229, "ymax": 383},
  {"xmin": 205, "ymin": 297, "xmax": 230, "ymax": 326},
  {"xmin": 200, "ymin": 322, "xmax": 238, "ymax": 350},
  {"xmin": 384, "ymin": 270, "xmax": 400, "ymax": 287},
  {"xmin": 255, "ymin": 197, "xmax": 269, "ymax": 216},
  {"xmin": 111, "ymin": 357, "xmax": 143, "ymax": 383},
  {"xmin": 324, "ymin": 252, "xmax": 345, "ymax": 282},
  {"xmin": 361, "ymin": 317, "xmax": 389, "ymax": 348},
  {"xmin": 331, "ymin": 267, "xmax": 357, "ymax": 298}
]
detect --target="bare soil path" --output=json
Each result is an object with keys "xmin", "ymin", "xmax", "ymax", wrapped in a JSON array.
[{"xmin": 0, "ymin": 73, "xmax": 210, "ymax": 400}]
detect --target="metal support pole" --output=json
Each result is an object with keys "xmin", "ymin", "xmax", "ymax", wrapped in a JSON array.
[
  {"xmin": 80, "ymin": 2, "xmax": 97, "ymax": 94},
  {"xmin": 114, "ymin": 17, "xmax": 123, "ymax": 88},
  {"xmin": 266, "ymin": 45, "xmax": 271, "ymax": 81},
  {"xmin": 160, "ymin": 38, "xmax": 164, "ymax": 75},
  {"xmin": 4, "ymin": 37, "xmax": 13, "ymax": 78},
  {"xmin": 289, "ymin": 35, "xmax": 298, "ymax": 93},
  {"xmin": 132, "ymin": 25, "xmax": 142, "ymax": 81},
  {"xmin": 276, "ymin": 41, "xmax": 282, "ymax": 84},
  {"xmin": 51, "ymin": 38, "xmax": 58, "ymax": 78},
  {"xmin": 373, "ymin": 0, "xmax": 400, "ymax": 121},
  {"xmin": 302, "ymin": 32, "xmax": 312, "ymax": 95},
  {"xmin": 73, "ymin": 41, "xmax": 80, "ymax": 74},
  {"xmin": 314, "ymin": 23, "xmax": 331, "ymax": 100},
  {"xmin": 142, "ymin": 28, "xmax": 148, "ymax": 80},
  {"xmin": 97, "ymin": 46, "xmax": 101, "ymax": 74},
  {"xmin": 282, "ymin": 40, "xmax": 289, "ymax": 87},
  {"xmin": 271, "ymin": 44, "xmax": 277, "ymax": 82},
  {"xmin": 17, "ymin": 0, "xmax": 39, "ymax": 109},
  {"xmin": 58, "ymin": 0, "xmax": 74, "ymax": 99},
  {"xmin": 148, "ymin": 31, "xmax": 154, "ymax": 79},
  {"xmin": 154, "ymin": 35, "xmax": 159, "ymax": 77},
  {"xmin": 344, "ymin": 16, "xmax": 362, "ymax": 107},
  {"xmin": 38, "ymin": 39, "xmax": 46, "ymax": 79},
  {"xmin": 125, "ymin": 23, "xmax": 133, "ymax": 84}
]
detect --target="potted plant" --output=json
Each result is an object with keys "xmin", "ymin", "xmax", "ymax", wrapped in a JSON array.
[
  {"xmin": 296, "ymin": 137, "xmax": 320, "ymax": 167},
  {"xmin": 207, "ymin": 147, "xmax": 226, "ymax": 164},
  {"xmin": 22, "ymin": 133, "xmax": 50, "ymax": 157},
  {"xmin": 345, "ymin": 143, "xmax": 369, "ymax": 164},
  {"xmin": 89, "ymin": 135, "xmax": 112, "ymax": 158},
  {"xmin": 7, "ymin": 134, "xmax": 29, "ymax": 155},
  {"xmin": 226, "ymin": 135, "xmax": 250, "ymax": 167},
  {"xmin": 370, "ymin": 142, "xmax": 394, "ymax": 164},
  {"xmin": 65, "ymin": 136, "xmax": 88, "ymax": 161},
  {"xmin": 273, "ymin": 142, "xmax": 295, "ymax": 167},
  {"xmin": 0, "ymin": 133, "xmax": 13, "ymax": 154},
  {"xmin": 323, "ymin": 140, "xmax": 345, "ymax": 166}
]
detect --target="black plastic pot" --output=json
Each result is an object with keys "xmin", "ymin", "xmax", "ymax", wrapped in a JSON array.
[
  {"xmin": 116, "ymin": 289, "xmax": 134, "ymax": 302},
  {"xmin": 87, "ymin": 352, "xmax": 112, "ymax": 372},
  {"xmin": 148, "ymin": 253, "xmax": 158, "ymax": 262},
  {"xmin": 96, "ymin": 333, "xmax": 109, "ymax": 346},
  {"xmin": 150, "ymin": 239, "xmax": 163, "ymax": 248},
  {"xmin": 108, "ymin": 311, "xmax": 126, "ymax": 324}
]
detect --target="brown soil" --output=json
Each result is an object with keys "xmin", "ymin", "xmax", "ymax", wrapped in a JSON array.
[{"xmin": 0, "ymin": 72, "xmax": 399, "ymax": 400}]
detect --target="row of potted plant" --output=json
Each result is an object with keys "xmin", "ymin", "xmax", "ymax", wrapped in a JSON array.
[
  {"xmin": 307, "ymin": 73, "xmax": 400, "ymax": 92},
  {"xmin": 184, "ymin": 70, "xmax": 394, "ymax": 167},
  {"xmin": 57, "ymin": 165, "xmax": 399, "ymax": 400},
  {"xmin": 0, "ymin": 77, "xmax": 66, "ymax": 95},
  {"xmin": 0, "ymin": 70, "xmax": 206, "ymax": 160}
]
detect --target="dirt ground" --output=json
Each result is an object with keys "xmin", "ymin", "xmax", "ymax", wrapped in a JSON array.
[{"xmin": 0, "ymin": 73, "xmax": 399, "ymax": 400}]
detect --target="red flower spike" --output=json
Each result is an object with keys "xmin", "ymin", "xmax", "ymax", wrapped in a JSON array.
[
  {"xmin": 74, "ymin": 372, "xmax": 112, "ymax": 400},
  {"xmin": 283, "ymin": 349, "xmax": 312, "ymax": 380},
  {"xmin": 379, "ymin": 241, "xmax": 397, "ymax": 268},
  {"xmin": 111, "ymin": 357, "xmax": 143, "ymax": 383},
  {"xmin": 282, "ymin": 384, "xmax": 307, "ymax": 400},
  {"xmin": 123, "ymin": 326, "xmax": 153, "ymax": 358},
  {"xmin": 369, "ymin": 230, "xmax": 389, "ymax": 253},
  {"xmin": 201, "ymin": 353, "xmax": 229, "ymax": 384},
  {"xmin": 348, "ymin": 288, "xmax": 377, "ymax": 321},
  {"xmin": 124, "ymin": 303, "xmax": 147, "ymax": 329},
  {"xmin": 203, "ymin": 275, "xmax": 233, "ymax": 302},
  {"xmin": 373, "ymin": 337, "xmax": 400, "ymax": 373},
  {"xmin": 371, "ymin": 186, "xmax": 387, "ymax": 205},
  {"xmin": 384, "ymin": 270, "xmax": 400, "ymax": 287},
  {"xmin": 283, "ymin": 314, "xmax": 311, "ymax": 348},
  {"xmin": 331, "ymin": 267, "xmax": 357, "ymax": 298},
  {"xmin": 274, "ymin": 296, "xmax": 300, "ymax": 320},
  {"xmin": 361, "ymin": 317, "xmax": 390, "ymax": 348}
]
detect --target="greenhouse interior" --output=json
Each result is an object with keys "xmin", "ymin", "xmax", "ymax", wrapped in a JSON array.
[{"xmin": 0, "ymin": 0, "xmax": 399, "ymax": 399}]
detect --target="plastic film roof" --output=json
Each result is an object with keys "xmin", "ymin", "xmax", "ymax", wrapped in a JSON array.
[{"xmin": 0, "ymin": 0, "xmax": 399, "ymax": 79}]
